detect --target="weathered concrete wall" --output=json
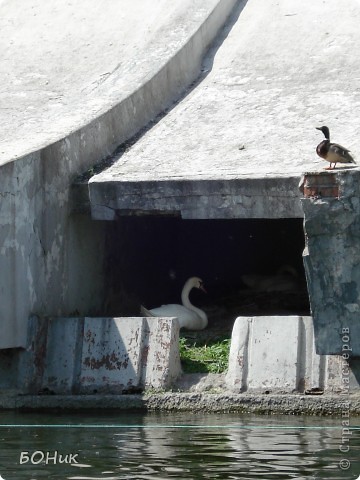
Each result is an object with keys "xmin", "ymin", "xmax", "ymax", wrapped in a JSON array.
[
  {"xmin": 0, "ymin": 0, "xmax": 238, "ymax": 349},
  {"xmin": 0, "ymin": 146, "xmax": 106, "ymax": 349},
  {"xmin": 301, "ymin": 170, "xmax": 360, "ymax": 356},
  {"xmin": 226, "ymin": 316, "xmax": 359, "ymax": 393},
  {"xmin": 15, "ymin": 316, "xmax": 181, "ymax": 394},
  {"xmin": 88, "ymin": 177, "xmax": 303, "ymax": 220}
]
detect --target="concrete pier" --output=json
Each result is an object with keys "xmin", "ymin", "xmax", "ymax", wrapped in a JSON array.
[{"xmin": 301, "ymin": 169, "xmax": 360, "ymax": 357}]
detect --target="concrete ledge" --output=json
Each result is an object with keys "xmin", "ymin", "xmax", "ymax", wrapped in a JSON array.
[
  {"xmin": 88, "ymin": 176, "xmax": 303, "ymax": 220},
  {"xmin": 226, "ymin": 316, "xmax": 347, "ymax": 394},
  {"xmin": 1, "ymin": 392, "xmax": 359, "ymax": 416},
  {"xmin": 19, "ymin": 316, "xmax": 181, "ymax": 394}
]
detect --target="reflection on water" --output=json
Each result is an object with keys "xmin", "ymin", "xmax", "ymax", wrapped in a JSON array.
[{"xmin": 0, "ymin": 411, "xmax": 359, "ymax": 479}]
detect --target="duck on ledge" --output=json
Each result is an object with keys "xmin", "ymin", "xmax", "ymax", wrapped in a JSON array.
[{"xmin": 316, "ymin": 126, "xmax": 356, "ymax": 170}]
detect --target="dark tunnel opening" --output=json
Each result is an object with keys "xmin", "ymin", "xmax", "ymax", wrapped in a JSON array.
[{"xmin": 103, "ymin": 216, "xmax": 310, "ymax": 336}]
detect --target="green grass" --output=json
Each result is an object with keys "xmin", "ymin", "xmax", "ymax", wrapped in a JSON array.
[{"xmin": 179, "ymin": 336, "xmax": 231, "ymax": 374}]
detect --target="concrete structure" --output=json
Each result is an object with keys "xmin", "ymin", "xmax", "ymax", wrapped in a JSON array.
[
  {"xmin": 1, "ymin": 0, "xmax": 360, "ymax": 398},
  {"xmin": 86, "ymin": 0, "xmax": 360, "ymax": 220},
  {"xmin": 0, "ymin": 316, "xmax": 181, "ymax": 394},
  {"xmin": 226, "ymin": 316, "xmax": 352, "ymax": 394},
  {"xmin": 301, "ymin": 169, "xmax": 360, "ymax": 357},
  {"xmin": 0, "ymin": 0, "xmax": 236, "ymax": 349}
]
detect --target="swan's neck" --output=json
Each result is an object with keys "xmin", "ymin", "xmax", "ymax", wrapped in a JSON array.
[
  {"xmin": 181, "ymin": 280, "xmax": 195, "ymax": 309},
  {"xmin": 181, "ymin": 280, "xmax": 208, "ymax": 327}
]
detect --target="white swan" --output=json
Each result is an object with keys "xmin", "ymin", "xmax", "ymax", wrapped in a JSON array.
[{"xmin": 140, "ymin": 277, "xmax": 208, "ymax": 330}]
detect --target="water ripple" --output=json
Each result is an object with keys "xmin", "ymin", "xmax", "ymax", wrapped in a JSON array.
[{"xmin": 0, "ymin": 412, "xmax": 359, "ymax": 479}]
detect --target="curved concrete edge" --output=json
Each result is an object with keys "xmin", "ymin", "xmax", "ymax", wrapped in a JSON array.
[
  {"xmin": 0, "ymin": 0, "xmax": 238, "ymax": 349},
  {"xmin": 2, "ymin": 0, "xmax": 238, "ymax": 168},
  {"xmin": 1, "ymin": 392, "xmax": 360, "ymax": 415},
  {"xmin": 86, "ymin": 0, "xmax": 239, "ymax": 172}
]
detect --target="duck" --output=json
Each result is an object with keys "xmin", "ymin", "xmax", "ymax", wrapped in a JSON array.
[
  {"xmin": 316, "ymin": 126, "xmax": 356, "ymax": 169},
  {"xmin": 241, "ymin": 265, "xmax": 299, "ymax": 292},
  {"xmin": 140, "ymin": 277, "xmax": 208, "ymax": 330}
]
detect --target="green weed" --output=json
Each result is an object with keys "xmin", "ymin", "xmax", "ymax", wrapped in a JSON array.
[{"xmin": 179, "ymin": 336, "xmax": 230, "ymax": 374}]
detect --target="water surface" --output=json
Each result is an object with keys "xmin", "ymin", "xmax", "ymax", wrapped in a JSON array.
[{"xmin": 0, "ymin": 411, "xmax": 359, "ymax": 479}]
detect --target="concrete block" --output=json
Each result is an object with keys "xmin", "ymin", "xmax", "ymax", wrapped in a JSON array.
[
  {"xmin": 141, "ymin": 317, "xmax": 182, "ymax": 389},
  {"xmin": 226, "ymin": 316, "xmax": 343, "ymax": 394},
  {"xmin": 301, "ymin": 316, "xmax": 327, "ymax": 391},
  {"xmin": 80, "ymin": 317, "xmax": 144, "ymax": 393},
  {"xmin": 42, "ymin": 318, "xmax": 84, "ymax": 394},
  {"xmin": 17, "ymin": 315, "xmax": 49, "ymax": 393},
  {"xmin": 79, "ymin": 317, "xmax": 181, "ymax": 392},
  {"xmin": 18, "ymin": 316, "xmax": 182, "ymax": 394},
  {"xmin": 248, "ymin": 317, "xmax": 300, "ymax": 392}
]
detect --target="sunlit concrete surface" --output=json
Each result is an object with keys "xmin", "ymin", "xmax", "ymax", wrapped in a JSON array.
[
  {"xmin": 0, "ymin": 0, "xmax": 234, "ymax": 165},
  {"xmin": 89, "ymin": 0, "xmax": 360, "ymax": 219},
  {"xmin": 226, "ymin": 316, "xmax": 351, "ymax": 393}
]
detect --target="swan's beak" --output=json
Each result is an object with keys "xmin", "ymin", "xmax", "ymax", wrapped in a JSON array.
[{"xmin": 199, "ymin": 284, "xmax": 207, "ymax": 294}]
